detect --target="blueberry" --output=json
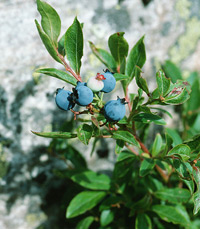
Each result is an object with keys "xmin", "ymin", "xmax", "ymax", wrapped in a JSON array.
[
  {"xmin": 76, "ymin": 81, "xmax": 87, "ymax": 87},
  {"xmin": 87, "ymin": 73, "xmax": 105, "ymax": 92},
  {"xmin": 55, "ymin": 88, "xmax": 75, "ymax": 111},
  {"xmin": 104, "ymin": 97, "xmax": 126, "ymax": 121},
  {"xmin": 73, "ymin": 82, "xmax": 93, "ymax": 106},
  {"xmin": 101, "ymin": 69, "xmax": 116, "ymax": 93}
]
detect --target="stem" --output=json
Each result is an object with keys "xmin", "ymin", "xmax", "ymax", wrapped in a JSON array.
[
  {"xmin": 125, "ymin": 87, "xmax": 132, "ymax": 112},
  {"xmin": 56, "ymin": 50, "xmax": 82, "ymax": 82},
  {"xmin": 125, "ymin": 143, "xmax": 139, "ymax": 156}
]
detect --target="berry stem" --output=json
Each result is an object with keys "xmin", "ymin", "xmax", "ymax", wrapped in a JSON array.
[{"xmin": 56, "ymin": 50, "xmax": 82, "ymax": 82}]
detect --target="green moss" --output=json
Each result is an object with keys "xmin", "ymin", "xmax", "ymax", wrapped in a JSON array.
[
  {"xmin": 176, "ymin": 0, "xmax": 191, "ymax": 19},
  {"xmin": 170, "ymin": 17, "xmax": 200, "ymax": 64}
]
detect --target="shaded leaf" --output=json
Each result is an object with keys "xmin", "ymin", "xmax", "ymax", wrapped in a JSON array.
[
  {"xmin": 152, "ymin": 134, "xmax": 162, "ymax": 157},
  {"xmin": 31, "ymin": 131, "xmax": 77, "ymax": 139},
  {"xmin": 36, "ymin": 68, "xmax": 77, "ymax": 86},
  {"xmin": 192, "ymin": 166, "xmax": 200, "ymax": 215},
  {"xmin": 76, "ymin": 216, "xmax": 94, "ymax": 229},
  {"xmin": 113, "ymin": 130, "xmax": 140, "ymax": 148},
  {"xmin": 35, "ymin": 20, "xmax": 62, "ymax": 63},
  {"xmin": 132, "ymin": 113, "xmax": 166, "ymax": 125},
  {"xmin": 140, "ymin": 158, "xmax": 155, "ymax": 177},
  {"xmin": 77, "ymin": 124, "xmax": 93, "ymax": 145},
  {"xmin": 100, "ymin": 209, "xmax": 114, "ymax": 227},
  {"xmin": 37, "ymin": 0, "xmax": 61, "ymax": 46},
  {"xmin": 58, "ymin": 34, "xmax": 65, "ymax": 56},
  {"xmin": 115, "ymin": 139, "xmax": 124, "ymax": 154},
  {"xmin": 117, "ymin": 150, "xmax": 136, "ymax": 162},
  {"xmin": 65, "ymin": 17, "xmax": 83, "ymax": 74},
  {"xmin": 184, "ymin": 134, "xmax": 200, "ymax": 151},
  {"xmin": 162, "ymin": 60, "xmax": 182, "ymax": 83},
  {"xmin": 152, "ymin": 205, "xmax": 190, "ymax": 226},
  {"xmin": 89, "ymin": 41, "xmax": 117, "ymax": 72},
  {"xmin": 71, "ymin": 170, "xmax": 110, "ymax": 190},
  {"xmin": 167, "ymin": 144, "xmax": 191, "ymax": 162},
  {"xmin": 154, "ymin": 188, "xmax": 191, "ymax": 203},
  {"xmin": 135, "ymin": 213, "xmax": 152, "ymax": 229},
  {"xmin": 66, "ymin": 191, "xmax": 106, "ymax": 218},
  {"xmin": 135, "ymin": 66, "xmax": 149, "ymax": 95},
  {"xmin": 108, "ymin": 32, "xmax": 129, "ymax": 65}
]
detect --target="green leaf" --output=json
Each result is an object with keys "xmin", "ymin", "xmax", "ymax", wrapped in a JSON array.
[
  {"xmin": 64, "ymin": 145, "xmax": 87, "ymax": 169},
  {"xmin": 135, "ymin": 66, "xmax": 150, "ymax": 95},
  {"xmin": 36, "ymin": 68, "xmax": 77, "ymax": 86},
  {"xmin": 117, "ymin": 150, "xmax": 136, "ymax": 162},
  {"xmin": 152, "ymin": 205, "xmax": 190, "ymax": 226},
  {"xmin": 132, "ymin": 113, "xmax": 166, "ymax": 125},
  {"xmin": 184, "ymin": 134, "xmax": 200, "ymax": 151},
  {"xmin": 152, "ymin": 134, "xmax": 162, "ymax": 157},
  {"xmin": 89, "ymin": 41, "xmax": 117, "ymax": 72},
  {"xmin": 185, "ymin": 78, "xmax": 200, "ymax": 111},
  {"xmin": 154, "ymin": 188, "xmax": 191, "ymax": 203},
  {"xmin": 164, "ymin": 80, "xmax": 191, "ymax": 105},
  {"xmin": 65, "ymin": 17, "xmax": 83, "ymax": 74},
  {"xmin": 125, "ymin": 35, "xmax": 146, "ymax": 79},
  {"xmin": 77, "ymin": 124, "xmax": 93, "ymax": 145},
  {"xmin": 115, "ymin": 140, "xmax": 124, "ymax": 154},
  {"xmin": 108, "ymin": 32, "xmax": 129, "ymax": 65},
  {"xmin": 156, "ymin": 70, "xmax": 171, "ymax": 97},
  {"xmin": 139, "ymin": 158, "xmax": 155, "ymax": 177},
  {"xmin": 135, "ymin": 213, "xmax": 152, "ymax": 229},
  {"xmin": 162, "ymin": 60, "xmax": 182, "ymax": 83},
  {"xmin": 100, "ymin": 209, "xmax": 114, "ymax": 227},
  {"xmin": 35, "ymin": 20, "xmax": 62, "ymax": 63},
  {"xmin": 192, "ymin": 166, "xmax": 200, "ymax": 215},
  {"xmin": 76, "ymin": 216, "xmax": 94, "ymax": 229},
  {"xmin": 149, "ymin": 107, "xmax": 173, "ymax": 119},
  {"xmin": 66, "ymin": 191, "xmax": 106, "ymax": 218},
  {"xmin": 167, "ymin": 144, "xmax": 191, "ymax": 162},
  {"xmin": 112, "ymin": 130, "xmax": 140, "ymax": 148},
  {"xmin": 31, "ymin": 131, "xmax": 77, "ymax": 139},
  {"xmin": 58, "ymin": 34, "xmax": 65, "ymax": 56},
  {"xmin": 113, "ymin": 73, "xmax": 130, "ymax": 81},
  {"xmin": 166, "ymin": 128, "xmax": 182, "ymax": 146},
  {"xmin": 71, "ymin": 170, "xmax": 110, "ymax": 190},
  {"xmin": 37, "ymin": 0, "xmax": 61, "ymax": 46}
]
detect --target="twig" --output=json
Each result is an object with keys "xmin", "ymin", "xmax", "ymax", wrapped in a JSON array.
[
  {"xmin": 56, "ymin": 50, "xmax": 82, "ymax": 82},
  {"xmin": 125, "ymin": 143, "xmax": 139, "ymax": 156}
]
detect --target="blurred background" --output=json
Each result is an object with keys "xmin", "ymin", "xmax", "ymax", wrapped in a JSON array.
[{"xmin": 0, "ymin": 0, "xmax": 200, "ymax": 228}]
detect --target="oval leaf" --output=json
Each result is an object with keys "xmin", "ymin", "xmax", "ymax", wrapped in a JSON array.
[
  {"xmin": 108, "ymin": 32, "xmax": 129, "ymax": 65},
  {"xmin": 35, "ymin": 20, "xmax": 62, "ymax": 63},
  {"xmin": 77, "ymin": 124, "xmax": 93, "ymax": 145},
  {"xmin": 66, "ymin": 191, "xmax": 106, "ymax": 218},
  {"xmin": 152, "ymin": 205, "xmax": 190, "ymax": 226},
  {"xmin": 154, "ymin": 188, "xmax": 191, "ymax": 203},
  {"xmin": 37, "ymin": 0, "xmax": 61, "ymax": 46},
  {"xmin": 31, "ymin": 131, "xmax": 77, "ymax": 139},
  {"xmin": 36, "ymin": 68, "xmax": 77, "ymax": 86},
  {"xmin": 76, "ymin": 216, "xmax": 94, "ymax": 229},
  {"xmin": 135, "ymin": 213, "xmax": 152, "ymax": 229},
  {"xmin": 156, "ymin": 70, "xmax": 171, "ymax": 97},
  {"xmin": 89, "ymin": 41, "xmax": 117, "ymax": 72},
  {"xmin": 71, "ymin": 170, "xmax": 110, "ymax": 190},
  {"xmin": 113, "ymin": 130, "xmax": 140, "ymax": 148},
  {"xmin": 113, "ymin": 73, "xmax": 130, "ymax": 81},
  {"xmin": 152, "ymin": 133, "xmax": 163, "ymax": 157},
  {"xmin": 139, "ymin": 158, "xmax": 155, "ymax": 177},
  {"xmin": 125, "ymin": 35, "xmax": 146, "ymax": 79},
  {"xmin": 167, "ymin": 144, "xmax": 191, "ymax": 162},
  {"xmin": 132, "ymin": 113, "xmax": 166, "ymax": 125},
  {"xmin": 65, "ymin": 17, "xmax": 83, "ymax": 74},
  {"xmin": 100, "ymin": 209, "xmax": 114, "ymax": 227}
]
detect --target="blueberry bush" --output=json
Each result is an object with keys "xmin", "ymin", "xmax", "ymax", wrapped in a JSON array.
[{"xmin": 33, "ymin": 0, "xmax": 200, "ymax": 228}]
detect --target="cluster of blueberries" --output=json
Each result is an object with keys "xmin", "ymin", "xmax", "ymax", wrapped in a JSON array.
[{"xmin": 55, "ymin": 70, "xmax": 127, "ymax": 122}]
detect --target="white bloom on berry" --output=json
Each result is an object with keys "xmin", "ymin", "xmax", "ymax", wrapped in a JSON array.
[{"xmin": 87, "ymin": 73, "xmax": 105, "ymax": 92}]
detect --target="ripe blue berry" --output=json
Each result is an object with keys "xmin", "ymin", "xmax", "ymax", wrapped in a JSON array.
[
  {"xmin": 73, "ymin": 82, "xmax": 93, "ymax": 106},
  {"xmin": 55, "ymin": 88, "xmax": 75, "ymax": 111},
  {"xmin": 76, "ymin": 81, "xmax": 87, "ymax": 88},
  {"xmin": 87, "ymin": 73, "xmax": 105, "ymax": 92},
  {"xmin": 104, "ymin": 97, "xmax": 127, "ymax": 121},
  {"xmin": 101, "ymin": 69, "xmax": 116, "ymax": 93}
]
